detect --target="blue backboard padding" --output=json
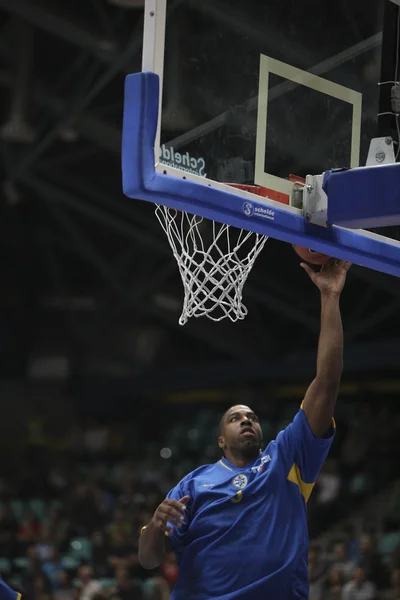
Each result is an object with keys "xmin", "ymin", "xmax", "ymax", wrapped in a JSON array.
[
  {"xmin": 122, "ymin": 72, "xmax": 400, "ymax": 278},
  {"xmin": 325, "ymin": 164, "xmax": 400, "ymax": 228}
]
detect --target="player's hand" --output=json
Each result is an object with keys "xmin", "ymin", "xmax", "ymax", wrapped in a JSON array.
[
  {"xmin": 301, "ymin": 259, "xmax": 351, "ymax": 296},
  {"xmin": 151, "ymin": 496, "xmax": 190, "ymax": 534}
]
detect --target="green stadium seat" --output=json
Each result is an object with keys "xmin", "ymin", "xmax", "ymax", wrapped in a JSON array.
[
  {"xmin": 9, "ymin": 576, "xmax": 21, "ymax": 588},
  {"xmin": 349, "ymin": 473, "xmax": 369, "ymax": 495},
  {"xmin": 99, "ymin": 578, "xmax": 116, "ymax": 590},
  {"xmin": 69, "ymin": 537, "xmax": 92, "ymax": 560},
  {"xmin": 10, "ymin": 500, "xmax": 24, "ymax": 521},
  {"xmin": 0, "ymin": 558, "xmax": 11, "ymax": 573},
  {"xmin": 13, "ymin": 557, "xmax": 29, "ymax": 570},
  {"xmin": 378, "ymin": 532, "xmax": 400, "ymax": 557},
  {"xmin": 28, "ymin": 498, "xmax": 46, "ymax": 520},
  {"xmin": 62, "ymin": 555, "xmax": 80, "ymax": 570}
]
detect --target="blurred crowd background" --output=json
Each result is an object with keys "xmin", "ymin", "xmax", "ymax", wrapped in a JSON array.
[{"xmin": 1, "ymin": 391, "xmax": 400, "ymax": 600}]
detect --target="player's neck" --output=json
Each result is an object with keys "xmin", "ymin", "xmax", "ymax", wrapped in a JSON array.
[{"xmin": 223, "ymin": 452, "xmax": 256, "ymax": 469}]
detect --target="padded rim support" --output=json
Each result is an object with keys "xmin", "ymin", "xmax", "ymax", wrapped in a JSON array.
[
  {"xmin": 325, "ymin": 164, "xmax": 400, "ymax": 229},
  {"xmin": 122, "ymin": 71, "xmax": 400, "ymax": 278}
]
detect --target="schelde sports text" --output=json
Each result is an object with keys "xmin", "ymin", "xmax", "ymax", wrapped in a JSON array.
[{"xmin": 159, "ymin": 144, "xmax": 207, "ymax": 176}]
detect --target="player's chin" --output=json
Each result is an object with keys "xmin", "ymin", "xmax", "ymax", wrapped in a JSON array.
[{"xmin": 239, "ymin": 436, "xmax": 260, "ymax": 449}]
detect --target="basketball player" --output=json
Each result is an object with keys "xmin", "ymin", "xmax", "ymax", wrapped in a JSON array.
[{"xmin": 139, "ymin": 259, "xmax": 351, "ymax": 600}]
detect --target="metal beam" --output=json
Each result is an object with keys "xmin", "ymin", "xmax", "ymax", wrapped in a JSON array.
[
  {"xmin": 352, "ymin": 264, "xmax": 400, "ymax": 297},
  {"xmin": 346, "ymin": 297, "xmax": 400, "ymax": 341},
  {"xmin": 0, "ymin": 0, "xmax": 118, "ymax": 63},
  {"xmin": 8, "ymin": 25, "xmax": 144, "ymax": 181},
  {"xmin": 0, "ymin": 55, "xmax": 122, "ymax": 154}
]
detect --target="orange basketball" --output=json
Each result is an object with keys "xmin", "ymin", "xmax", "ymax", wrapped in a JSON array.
[{"xmin": 293, "ymin": 245, "xmax": 331, "ymax": 265}]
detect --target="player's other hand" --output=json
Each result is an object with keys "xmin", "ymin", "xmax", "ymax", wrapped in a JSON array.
[
  {"xmin": 301, "ymin": 259, "xmax": 351, "ymax": 296},
  {"xmin": 151, "ymin": 496, "xmax": 190, "ymax": 534}
]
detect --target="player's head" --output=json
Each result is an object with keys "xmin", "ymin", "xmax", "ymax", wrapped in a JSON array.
[{"xmin": 218, "ymin": 405, "xmax": 263, "ymax": 463}]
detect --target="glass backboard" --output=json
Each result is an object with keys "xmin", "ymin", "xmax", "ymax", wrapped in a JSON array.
[{"xmin": 159, "ymin": 0, "xmax": 383, "ymax": 191}]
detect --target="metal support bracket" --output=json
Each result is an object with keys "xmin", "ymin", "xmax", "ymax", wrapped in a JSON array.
[
  {"xmin": 302, "ymin": 173, "xmax": 330, "ymax": 227},
  {"xmin": 366, "ymin": 136, "xmax": 395, "ymax": 166}
]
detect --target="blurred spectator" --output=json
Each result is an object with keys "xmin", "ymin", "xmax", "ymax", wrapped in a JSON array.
[
  {"xmin": 142, "ymin": 572, "xmax": 171, "ymax": 600},
  {"xmin": 42, "ymin": 548, "xmax": 65, "ymax": 592},
  {"xmin": 91, "ymin": 531, "xmax": 109, "ymax": 578},
  {"xmin": 113, "ymin": 567, "xmax": 143, "ymax": 600},
  {"xmin": 160, "ymin": 553, "xmax": 178, "ymax": 590},
  {"xmin": 54, "ymin": 571, "xmax": 74, "ymax": 600},
  {"xmin": 18, "ymin": 510, "xmax": 42, "ymax": 546},
  {"xmin": 32, "ymin": 572, "xmax": 53, "ymax": 600},
  {"xmin": 332, "ymin": 542, "xmax": 356, "ymax": 581},
  {"xmin": 310, "ymin": 460, "xmax": 341, "ymax": 536},
  {"xmin": 341, "ymin": 567, "xmax": 376, "ymax": 600},
  {"xmin": 106, "ymin": 509, "xmax": 131, "ymax": 539},
  {"xmin": 36, "ymin": 526, "xmax": 54, "ymax": 562},
  {"xmin": 344, "ymin": 524, "xmax": 361, "ymax": 563},
  {"xmin": 21, "ymin": 547, "xmax": 52, "ymax": 600},
  {"xmin": 107, "ymin": 532, "xmax": 138, "ymax": 572},
  {"xmin": 358, "ymin": 534, "xmax": 387, "ymax": 589},
  {"xmin": 116, "ymin": 483, "xmax": 136, "ymax": 513},
  {"xmin": 76, "ymin": 565, "xmax": 101, "ymax": 600},
  {"xmin": 309, "ymin": 545, "xmax": 327, "ymax": 600},
  {"xmin": 46, "ymin": 507, "xmax": 71, "ymax": 552},
  {"xmin": 381, "ymin": 569, "xmax": 400, "ymax": 600},
  {"xmin": 324, "ymin": 566, "xmax": 344, "ymax": 600},
  {"xmin": 69, "ymin": 485, "xmax": 102, "ymax": 536},
  {"xmin": 0, "ymin": 505, "xmax": 18, "ymax": 556}
]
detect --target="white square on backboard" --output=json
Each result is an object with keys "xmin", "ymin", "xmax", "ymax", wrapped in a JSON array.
[{"xmin": 255, "ymin": 55, "xmax": 363, "ymax": 196}]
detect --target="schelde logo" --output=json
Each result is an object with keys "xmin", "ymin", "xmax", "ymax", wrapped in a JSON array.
[
  {"xmin": 242, "ymin": 201, "xmax": 275, "ymax": 221},
  {"xmin": 160, "ymin": 144, "xmax": 207, "ymax": 176},
  {"xmin": 242, "ymin": 201, "xmax": 254, "ymax": 216}
]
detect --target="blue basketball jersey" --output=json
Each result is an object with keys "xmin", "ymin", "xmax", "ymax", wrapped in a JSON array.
[
  {"xmin": 0, "ymin": 580, "xmax": 20, "ymax": 600},
  {"xmin": 166, "ymin": 407, "xmax": 335, "ymax": 600}
]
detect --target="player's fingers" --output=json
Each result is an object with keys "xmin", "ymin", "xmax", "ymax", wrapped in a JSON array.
[
  {"xmin": 342, "ymin": 260, "xmax": 352, "ymax": 271},
  {"xmin": 179, "ymin": 495, "xmax": 190, "ymax": 505},
  {"xmin": 154, "ymin": 512, "xmax": 182, "ymax": 532},
  {"xmin": 159, "ymin": 505, "xmax": 185, "ymax": 523},
  {"xmin": 165, "ymin": 499, "xmax": 188, "ymax": 512},
  {"xmin": 335, "ymin": 259, "xmax": 352, "ymax": 271},
  {"xmin": 154, "ymin": 519, "xmax": 174, "ymax": 534},
  {"xmin": 166, "ymin": 508, "xmax": 186, "ymax": 524},
  {"xmin": 300, "ymin": 262, "xmax": 316, "ymax": 279}
]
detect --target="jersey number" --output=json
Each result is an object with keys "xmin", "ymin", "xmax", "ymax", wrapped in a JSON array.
[{"xmin": 231, "ymin": 490, "xmax": 243, "ymax": 503}]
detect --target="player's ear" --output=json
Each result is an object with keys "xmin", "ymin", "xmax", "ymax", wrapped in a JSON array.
[{"xmin": 217, "ymin": 436, "xmax": 225, "ymax": 450}]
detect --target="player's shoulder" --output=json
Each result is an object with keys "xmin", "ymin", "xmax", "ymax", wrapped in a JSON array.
[
  {"xmin": 177, "ymin": 461, "xmax": 222, "ymax": 488},
  {"xmin": 182, "ymin": 461, "xmax": 219, "ymax": 481}
]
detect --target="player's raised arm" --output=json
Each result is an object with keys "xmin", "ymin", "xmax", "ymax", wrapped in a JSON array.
[{"xmin": 300, "ymin": 259, "xmax": 351, "ymax": 437}]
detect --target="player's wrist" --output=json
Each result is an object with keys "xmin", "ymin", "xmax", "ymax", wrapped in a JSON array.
[{"xmin": 320, "ymin": 289, "xmax": 341, "ymax": 301}]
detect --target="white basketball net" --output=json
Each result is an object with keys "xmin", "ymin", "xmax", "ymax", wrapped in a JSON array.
[{"xmin": 155, "ymin": 205, "xmax": 268, "ymax": 325}]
